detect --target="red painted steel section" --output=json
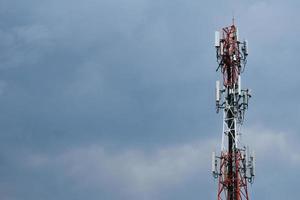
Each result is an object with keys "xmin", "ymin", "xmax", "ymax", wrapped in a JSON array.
[
  {"xmin": 217, "ymin": 152, "xmax": 249, "ymax": 200},
  {"xmin": 220, "ymin": 25, "xmax": 241, "ymax": 88}
]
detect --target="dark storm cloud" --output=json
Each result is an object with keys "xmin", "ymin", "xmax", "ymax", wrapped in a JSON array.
[
  {"xmin": 0, "ymin": 0, "xmax": 219, "ymax": 150},
  {"xmin": 0, "ymin": 0, "xmax": 300, "ymax": 199}
]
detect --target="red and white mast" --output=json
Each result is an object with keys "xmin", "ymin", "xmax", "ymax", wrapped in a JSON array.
[{"xmin": 212, "ymin": 21, "xmax": 255, "ymax": 200}]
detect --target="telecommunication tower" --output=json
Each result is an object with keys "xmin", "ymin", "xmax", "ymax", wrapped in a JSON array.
[{"xmin": 212, "ymin": 21, "xmax": 255, "ymax": 200}]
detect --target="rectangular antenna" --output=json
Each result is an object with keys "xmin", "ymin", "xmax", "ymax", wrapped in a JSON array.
[
  {"xmin": 238, "ymin": 75, "xmax": 241, "ymax": 95},
  {"xmin": 216, "ymin": 80, "xmax": 220, "ymax": 102},
  {"xmin": 244, "ymin": 40, "xmax": 248, "ymax": 55},
  {"xmin": 215, "ymin": 31, "xmax": 220, "ymax": 47},
  {"xmin": 251, "ymin": 151, "xmax": 255, "ymax": 177},
  {"xmin": 212, "ymin": 152, "xmax": 217, "ymax": 174},
  {"xmin": 220, "ymin": 42, "xmax": 224, "ymax": 55}
]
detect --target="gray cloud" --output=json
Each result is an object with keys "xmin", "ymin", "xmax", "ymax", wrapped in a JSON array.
[{"xmin": 23, "ymin": 139, "xmax": 213, "ymax": 200}]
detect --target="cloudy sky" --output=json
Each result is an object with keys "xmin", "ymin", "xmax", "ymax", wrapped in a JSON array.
[{"xmin": 0, "ymin": 0, "xmax": 300, "ymax": 199}]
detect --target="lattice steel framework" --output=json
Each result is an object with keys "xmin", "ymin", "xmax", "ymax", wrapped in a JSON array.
[{"xmin": 212, "ymin": 21, "xmax": 255, "ymax": 200}]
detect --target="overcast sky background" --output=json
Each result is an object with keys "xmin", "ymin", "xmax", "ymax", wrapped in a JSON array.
[{"xmin": 0, "ymin": 0, "xmax": 299, "ymax": 199}]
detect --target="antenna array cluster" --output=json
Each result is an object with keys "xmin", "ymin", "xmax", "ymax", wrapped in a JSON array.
[{"xmin": 211, "ymin": 22, "xmax": 255, "ymax": 200}]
